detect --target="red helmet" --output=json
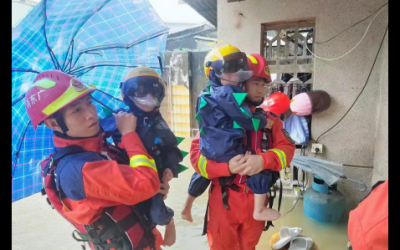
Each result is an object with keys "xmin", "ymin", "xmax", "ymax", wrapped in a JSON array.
[
  {"xmin": 25, "ymin": 70, "xmax": 95, "ymax": 129},
  {"xmin": 247, "ymin": 53, "xmax": 272, "ymax": 83},
  {"xmin": 260, "ymin": 92, "xmax": 290, "ymax": 115}
]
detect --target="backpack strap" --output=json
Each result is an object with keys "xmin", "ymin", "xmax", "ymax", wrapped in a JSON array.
[
  {"xmin": 41, "ymin": 145, "xmax": 86, "ymax": 197},
  {"xmin": 53, "ymin": 145, "xmax": 85, "ymax": 164},
  {"xmin": 43, "ymin": 145, "xmax": 85, "ymax": 175},
  {"xmin": 41, "ymin": 145, "xmax": 86, "ymax": 211}
]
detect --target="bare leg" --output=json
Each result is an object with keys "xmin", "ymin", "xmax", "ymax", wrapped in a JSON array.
[
  {"xmin": 181, "ymin": 195, "xmax": 196, "ymax": 222},
  {"xmin": 163, "ymin": 218, "xmax": 176, "ymax": 247},
  {"xmin": 253, "ymin": 193, "xmax": 281, "ymax": 221}
]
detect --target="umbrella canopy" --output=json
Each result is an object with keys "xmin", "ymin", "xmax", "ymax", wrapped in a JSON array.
[
  {"xmin": 292, "ymin": 156, "xmax": 367, "ymax": 191},
  {"xmin": 12, "ymin": 0, "xmax": 169, "ymax": 202}
]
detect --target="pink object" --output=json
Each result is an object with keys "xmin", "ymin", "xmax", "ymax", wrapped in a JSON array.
[
  {"xmin": 290, "ymin": 93, "xmax": 312, "ymax": 116},
  {"xmin": 25, "ymin": 70, "xmax": 94, "ymax": 129},
  {"xmin": 290, "ymin": 90, "xmax": 331, "ymax": 116}
]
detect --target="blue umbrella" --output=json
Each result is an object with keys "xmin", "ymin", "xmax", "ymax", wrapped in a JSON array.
[{"xmin": 12, "ymin": 0, "xmax": 168, "ymax": 202}]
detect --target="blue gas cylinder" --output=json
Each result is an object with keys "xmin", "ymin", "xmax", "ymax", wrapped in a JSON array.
[{"xmin": 303, "ymin": 175, "xmax": 346, "ymax": 223}]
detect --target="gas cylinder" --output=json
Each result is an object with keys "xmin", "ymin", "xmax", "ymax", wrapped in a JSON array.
[{"xmin": 303, "ymin": 175, "xmax": 346, "ymax": 223}]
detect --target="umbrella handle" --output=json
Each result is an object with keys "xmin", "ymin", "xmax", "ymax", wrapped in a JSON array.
[
  {"xmin": 342, "ymin": 176, "xmax": 367, "ymax": 192},
  {"xmin": 157, "ymin": 56, "xmax": 163, "ymax": 74}
]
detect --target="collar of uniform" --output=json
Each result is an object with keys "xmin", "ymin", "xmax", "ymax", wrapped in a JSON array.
[{"xmin": 53, "ymin": 132, "xmax": 106, "ymax": 153}]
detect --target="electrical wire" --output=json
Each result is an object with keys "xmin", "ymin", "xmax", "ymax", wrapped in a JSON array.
[
  {"xmin": 315, "ymin": 3, "xmax": 388, "ymax": 44},
  {"xmin": 281, "ymin": 170, "xmax": 307, "ymax": 218},
  {"xmin": 315, "ymin": 26, "xmax": 388, "ymax": 143},
  {"xmin": 306, "ymin": 5, "xmax": 387, "ymax": 61},
  {"xmin": 282, "ymin": 148, "xmax": 308, "ymax": 218},
  {"xmin": 281, "ymin": 195, "xmax": 300, "ymax": 218}
]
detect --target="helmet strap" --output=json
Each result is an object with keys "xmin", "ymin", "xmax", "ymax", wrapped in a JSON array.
[
  {"xmin": 52, "ymin": 112, "xmax": 69, "ymax": 134},
  {"xmin": 54, "ymin": 129, "xmax": 102, "ymax": 140},
  {"xmin": 244, "ymin": 97, "xmax": 264, "ymax": 107}
]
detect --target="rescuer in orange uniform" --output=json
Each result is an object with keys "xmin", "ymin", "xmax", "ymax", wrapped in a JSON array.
[{"xmin": 189, "ymin": 53, "xmax": 296, "ymax": 250}]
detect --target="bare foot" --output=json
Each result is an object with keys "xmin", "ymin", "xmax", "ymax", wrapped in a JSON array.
[
  {"xmin": 253, "ymin": 208, "xmax": 281, "ymax": 221},
  {"xmin": 181, "ymin": 207, "xmax": 193, "ymax": 222},
  {"xmin": 163, "ymin": 218, "xmax": 176, "ymax": 247}
]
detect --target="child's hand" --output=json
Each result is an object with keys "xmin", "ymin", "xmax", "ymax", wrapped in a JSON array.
[
  {"xmin": 264, "ymin": 120, "xmax": 274, "ymax": 130},
  {"xmin": 159, "ymin": 182, "xmax": 170, "ymax": 200},
  {"xmin": 162, "ymin": 168, "xmax": 173, "ymax": 183}
]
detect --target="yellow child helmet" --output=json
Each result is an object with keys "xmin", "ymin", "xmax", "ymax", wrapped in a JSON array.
[
  {"xmin": 120, "ymin": 66, "xmax": 166, "ymax": 108},
  {"xmin": 203, "ymin": 44, "xmax": 252, "ymax": 83}
]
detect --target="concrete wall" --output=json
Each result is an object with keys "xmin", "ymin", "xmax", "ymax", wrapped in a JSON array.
[
  {"xmin": 218, "ymin": 0, "xmax": 388, "ymax": 207},
  {"xmin": 166, "ymin": 25, "xmax": 216, "ymax": 51},
  {"xmin": 372, "ymin": 31, "xmax": 388, "ymax": 185},
  {"xmin": 162, "ymin": 51, "xmax": 211, "ymax": 137},
  {"xmin": 189, "ymin": 51, "xmax": 211, "ymax": 135}
]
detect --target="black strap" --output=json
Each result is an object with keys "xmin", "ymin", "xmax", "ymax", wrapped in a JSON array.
[
  {"xmin": 42, "ymin": 146, "xmax": 86, "ymax": 212},
  {"xmin": 44, "ymin": 147, "xmax": 143, "ymax": 250},
  {"xmin": 202, "ymin": 184, "xmax": 214, "ymax": 236},
  {"xmin": 116, "ymin": 213, "xmax": 139, "ymax": 232},
  {"xmin": 265, "ymin": 190, "xmax": 275, "ymax": 230},
  {"xmin": 264, "ymin": 179, "xmax": 282, "ymax": 231},
  {"xmin": 246, "ymin": 130, "xmax": 252, "ymax": 152},
  {"xmin": 218, "ymin": 176, "xmax": 236, "ymax": 210},
  {"xmin": 73, "ymin": 230, "xmax": 93, "ymax": 242},
  {"xmin": 218, "ymin": 129, "xmax": 260, "ymax": 211},
  {"xmin": 220, "ymin": 180, "xmax": 241, "ymax": 210},
  {"xmin": 73, "ymin": 229, "xmax": 120, "ymax": 250},
  {"xmin": 277, "ymin": 179, "xmax": 283, "ymax": 212},
  {"xmin": 221, "ymin": 186, "xmax": 229, "ymax": 210},
  {"xmin": 53, "ymin": 112, "xmax": 69, "ymax": 133},
  {"xmin": 202, "ymin": 198, "xmax": 210, "ymax": 236},
  {"xmin": 103, "ymin": 138, "xmax": 130, "ymax": 164},
  {"xmin": 46, "ymin": 197, "xmax": 54, "ymax": 209},
  {"xmin": 97, "ymin": 215, "xmax": 124, "ymax": 243},
  {"xmin": 73, "ymin": 215, "xmax": 125, "ymax": 250},
  {"xmin": 43, "ymin": 145, "xmax": 85, "ymax": 175},
  {"xmin": 53, "ymin": 145, "xmax": 85, "ymax": 164},
  {"xmin": 262, "ymin": 128, "xmax": 283, "ymax": 231}
]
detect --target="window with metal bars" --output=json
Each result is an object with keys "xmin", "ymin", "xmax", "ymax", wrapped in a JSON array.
[
  {"xmin": 261, "ymin": 19, "xmax": 315, "ymax": 188},
  {"xmin": 261, "ymin": 18, "xmax": 315, "ymax": 98}
]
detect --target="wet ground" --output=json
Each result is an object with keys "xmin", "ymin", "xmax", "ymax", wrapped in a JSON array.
[{"xmin": 12, "ymin": 138, "xmax": 349, "ymax": 250}]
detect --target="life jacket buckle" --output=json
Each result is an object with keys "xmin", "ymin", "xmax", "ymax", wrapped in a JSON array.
[
  {"xmin": 229, "ymin": 183, "xmax": 240, "ymax": 192},
  {"xmin": 93, "ymin": 245, "xmax": 105, "ymax": 250}
]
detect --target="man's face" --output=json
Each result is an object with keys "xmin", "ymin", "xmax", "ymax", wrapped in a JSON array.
[
  {"xmin": 60, "ymin": 95, "xmax": 100, "ymax": 137},
  {"xmin": 244, "ymin": 76, "xmax": 269, "ymax": 103}
]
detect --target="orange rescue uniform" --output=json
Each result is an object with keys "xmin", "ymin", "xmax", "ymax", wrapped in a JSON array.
[{"xmin": 190, "ymin": 111, "xmax": 295, "ymax": 250}]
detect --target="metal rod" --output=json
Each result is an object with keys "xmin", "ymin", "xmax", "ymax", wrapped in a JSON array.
[{"xmin": 92, "ymin": 96, "xmax": 117, "ymax": 114}]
